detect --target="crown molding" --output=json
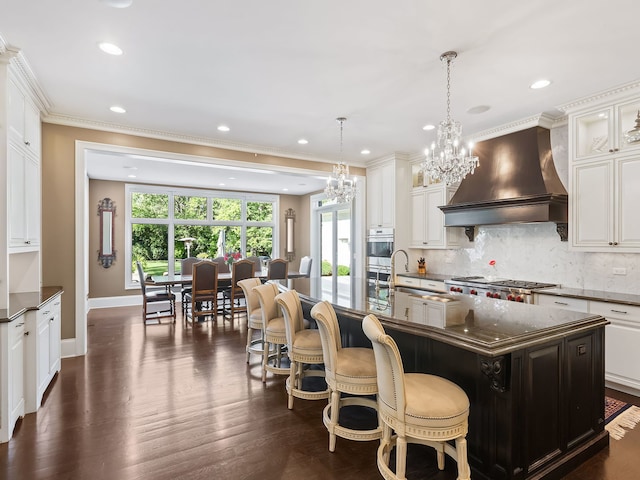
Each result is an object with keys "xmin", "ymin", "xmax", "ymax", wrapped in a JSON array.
[
  {"xmin": 556, "ymin": 80, "xmax": 640, "ymax": 113},
  {"xmin": 0, "ymin": 44, "xmax": 51, "ymax": 112},
  {"xmin": 366, "ymin": 151, "xmax": 410, "ymax": 169},
  {"xmin": 44, "ymin": 113, "xmax": 369, "ymax": 167},
  {"xmin": 469, "ymin": 112, "xmax": 559, "ymax": 143}
]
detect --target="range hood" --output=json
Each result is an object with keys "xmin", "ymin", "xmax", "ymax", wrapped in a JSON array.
[{"xmin": 439, "ymin": 126, "xmax": 568, "ymax": 241}]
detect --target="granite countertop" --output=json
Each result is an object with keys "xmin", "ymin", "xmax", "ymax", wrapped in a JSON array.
[
  {"xmin": 0, "ymin": 287, "xmax": 64, "ymax": 323},
  {"xmin": 288, "ymin": 277, "xmax": 607, "ymax": 356},
  {"xmin": 534, "ymin": 287, "xmax": 640, "ymax": 307},
  {"xmin": 395, "ymin": 272, "xmax": 451, "ymax": 282}
]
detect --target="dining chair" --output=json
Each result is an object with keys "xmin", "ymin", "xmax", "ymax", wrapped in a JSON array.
[
  {"xmin": 362, "ymin": 313, "xmax": 471, "ymax": 480},
  {"xmin": 310, "ymin": 300, "xmax": 382, "ymax": 452},
  {"xmin": 267, "ymin": 258, "xmax": 288, "ymax": 280},
  {"xmin": 238, "ymin": 277, "xmax": 263, "ymax": 363},
  {"xmin": 136, "ymin": 261, "xmax": 176, "ymax": 325},
  {"xmin": 184, "ymin": 260, "xmax": 219, "ymax": 324},
  {"xmin": 180, "ymin": 257, "xmax": 199, "ymax": 315},
  {"xmin": 299, "ymin": 256, "xmax": 313, "ymax": 277},
  {"xmin": 223, "ymin": 259, "xmax": 255, "ymax": 319},
  {"xmin": 245, "ymin": 256, "xmax": 262, "ymax": 273},
  {"xmin": 211, "ymin": 256, "xmax": 230, "ymax": 274},
  {"xmin": 275, "ymin": 289, "xmax": 330, "ymax": 409}
]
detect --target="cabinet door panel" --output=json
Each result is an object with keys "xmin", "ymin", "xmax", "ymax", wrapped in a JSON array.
[
  {"xmin": 425, "ymin": 189, "xmax": 445, "ymax": 246},
  {"xmin": 605, "ymin": 321, "xmax": 640, "ymax": 389},
  {"xmin": 410, "ymin": 191, "xmax": 425, "ymax": 246},
  {"xmin": 573, "ymin": 162, "xmax": 612, "ymax": 246},
  {"xmin": 8, "ymin": 78, "xmax": 26, "ymax": 143},
  {"xmin": 617, "ymin": 156, "xmax": 640, "ymax": 247},
  {"xmin": 8, "ymin": 144, "xmax": 27, "ymax": 246},
  {"xmin": 25, "ymin": 155, "xmax": 41, "ymax": 246}
]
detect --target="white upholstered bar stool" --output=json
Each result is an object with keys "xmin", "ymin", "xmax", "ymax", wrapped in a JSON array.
[
  {"xmin": 275, "ymin": 290, "xmax": 330, "ymax": 409},
  {"xmin": 310, "ymin": 300, "xmax": 382, "ymax": 452},
  {"xmin": 253, "ymin": 283, "xmax": 289, "ymax": 382},
  {"xmin": 238, "ymin": 278, "xmax": 263, "ymax": 363},
  {"xmin": 362, "ymin": 314, "xmax": 471, "ymax": 480}
]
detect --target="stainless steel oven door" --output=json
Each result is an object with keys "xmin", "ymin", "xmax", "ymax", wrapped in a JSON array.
[{"xmin": 366, "ymin": 228, "xmax": 394, "ymax": 258}]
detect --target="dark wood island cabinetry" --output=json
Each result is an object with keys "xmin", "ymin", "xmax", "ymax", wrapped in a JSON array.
[{"xmin": 288, "ymin": 278, "xmax": 609, "ymax": 480}]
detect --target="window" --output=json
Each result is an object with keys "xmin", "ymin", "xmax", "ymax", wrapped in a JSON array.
[{"xmin": 126, "ymin": 185, "xmax": 278, "ymax": 287}]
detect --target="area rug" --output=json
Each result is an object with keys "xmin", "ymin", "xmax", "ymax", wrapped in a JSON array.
[{"xmin": 605, "ymin": 396, "xmax": 640, "ymax": 440}]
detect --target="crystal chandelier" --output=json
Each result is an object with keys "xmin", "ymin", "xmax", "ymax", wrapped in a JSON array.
[
  {"xmin": 325, "ymin": 117, "xmax": 357, "ymax": 203},
  {"xmin": 422, "ymin": 51, "xmax": 479, "ymax": 185}
]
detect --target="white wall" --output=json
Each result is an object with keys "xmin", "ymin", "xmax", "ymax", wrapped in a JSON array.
[{"xmin": 422, "ymin": 124, "xmax": 640, "ymax": 295}]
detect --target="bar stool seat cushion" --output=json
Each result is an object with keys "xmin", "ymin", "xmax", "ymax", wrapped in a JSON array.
[
  {"xmin": 401, "ymin": 373, "xmax": 469, "ymax": 429},
  {"xmin": 265, "ymin": 316, "xmax": 286, "ymax": 338},
  {"xmin": 335, "ymin": 348, "xmax": 378, "ymax": 384},
  {"xmin": 291, "ymin": 328, "xmax": 323, "ymax": 355}
]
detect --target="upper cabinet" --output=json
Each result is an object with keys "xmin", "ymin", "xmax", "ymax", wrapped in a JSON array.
[
  {"xmin": 366, "ymin": 155, "xmax": 411, "ymax": 249},
  {"xmin": 408, "ymin": 161, "xmax": 462, "ymax": 250},
  {"xmin": 367, "ymin": 161, "xmax": 395, "ymax": 229},
  {"xmin": 8, "ymin": 77, "xmax": 41, "ymax": 156},
  {"xmin": 572, "ymin": 98, "xmax": 640, "ymax": 161},
  {"xmin": 566, "ymin": 87, "xmax": 640, "ymax": 252}
]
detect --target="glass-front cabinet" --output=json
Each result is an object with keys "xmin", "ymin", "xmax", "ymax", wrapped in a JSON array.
[{"xmin": 573, "ymin": 98, "xmax": 640, "ymax": 160}]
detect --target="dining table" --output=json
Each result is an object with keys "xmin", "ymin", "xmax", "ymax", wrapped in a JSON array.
[{"xmin": 148, "ymin": 270, "xmax": 307, "ymax": 289}]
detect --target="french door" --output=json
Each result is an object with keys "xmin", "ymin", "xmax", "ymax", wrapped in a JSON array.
[{"xmin": 317, "ymin": 202, "xmax": 354, "ymax": 304}]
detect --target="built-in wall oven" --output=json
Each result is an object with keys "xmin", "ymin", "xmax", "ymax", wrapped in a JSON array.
[
  {"xmin": 366, "ymin": 228, "xmax": 394, "ymax": 259},
  {"xmin": 366, "ymin": 228, "xmax": 394, "ymax": 301}
]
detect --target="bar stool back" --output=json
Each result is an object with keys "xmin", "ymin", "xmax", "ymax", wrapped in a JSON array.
[
  {"xmin": 254, "ymin": 283, "xmax": 289, "ymax": 382},
  {"xmin": 362, "ymin": 313, "xmax": 471, "ymax": 480},
  {"xmin": 238, "ymin": 278, "xmax": 263, "ymax": 363},
  {"xmin": 275, "ymin": 290, "xmax": 330, "ymax": 409},
  {"xmin": 310, "ymin": 300, "xmax": 382, "ymax": 452}
]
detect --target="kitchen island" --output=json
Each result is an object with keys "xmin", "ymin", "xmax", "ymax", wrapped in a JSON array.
[{"xmin": 287, "ymin": 277, "xmax": 609, "ymax": 480}]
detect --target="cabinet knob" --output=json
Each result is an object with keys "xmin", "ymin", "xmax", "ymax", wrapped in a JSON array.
[
  {"xmin": 608, "ymin": 242, "xmax": 613, "ymax": 246},
  {"xmin": 25, "ymin": 240, "xmax": 31, "ymax": 244},
  {"xmin": 24, "ymin": 331, "xmax": 30, "ymax": 336},
  {"xmin": 613, "ymin": 242, "xmax": 618, "ymax": 245},
  {"xmin": 24, "ymin": 141, "xmax": 31, "ymax": 146}
]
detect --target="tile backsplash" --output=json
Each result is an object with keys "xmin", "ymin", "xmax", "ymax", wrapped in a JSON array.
[{"xmin": 422, "ymin": 124, "xmax": 640, "ymax": 295}]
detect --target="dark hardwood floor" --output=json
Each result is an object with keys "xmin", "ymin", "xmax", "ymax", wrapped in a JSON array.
[{"xmin": 1, "ymin": 305, "xmax": 639, "ymax": 479}]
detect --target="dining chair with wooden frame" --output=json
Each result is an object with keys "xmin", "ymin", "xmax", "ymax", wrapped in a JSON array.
[
  {"xmin": 223, "ymin": 259, "xmax": 255, "ymax": 319},
  {"xmin": 184, "ymin": 260, "xmax": 219, "ymax": 324},
  {"xmin": 267, "ymin": 258, "xmax": 288, "ymax": 280},
  {"xmin": 136, "ymin": 261, "xmax": 176, "ymax": 325}
]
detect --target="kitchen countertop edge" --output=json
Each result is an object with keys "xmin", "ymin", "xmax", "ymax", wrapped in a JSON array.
[
  {"xmin": 534, "ymin": 287, "xmax": 640, "ymax": 307},
  {"xmin": 0, "ymin": 287, "xmax": 64, "ymax": 323}
]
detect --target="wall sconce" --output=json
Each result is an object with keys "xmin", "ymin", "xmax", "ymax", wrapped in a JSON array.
[
  {"xmin": 98, "ymin": 197, "xmax": 116, "ymax": 268},
  {"xmin": 284, "ymin": 208, "xmax": 295, "ymax": 262}
]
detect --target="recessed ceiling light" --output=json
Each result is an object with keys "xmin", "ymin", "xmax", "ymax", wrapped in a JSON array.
[
  {"xmin": 228, "ymin": 177, "xmax": 235, "ymax": 180},
  {"xmin": 423, "ymin": 124, "xmax": 435, "ymax": 131},
  {"xmin": 98, "ymin": 42, "xmax": 123, "ymax": 56},
  {"xmin": 217, "ymin": 125, "xmax": 230, "ymax": 132},
  {"xmin": 530, "ymin": 79, "xmax": 551, "ymax": 89},
  {"xmin": 298, "ymin": 139, "xmax": 308, "ymax": 145},
  {"xmin": 99, "ymin": 0, "xmax": 133, "ymax": 8},
  {"xmin": 361, "ymin": 149, "xmax": 370, "ymax": 155},
  {"xmin": 218, "ymin": 183, "xmax": 225, "ymax": 186},
  {"xmin": 123, "ymin": 166, "xmax": 137, "ymax": 170},
  {"xmin": 467, "ymin": 105, "xmax": 491, "ymax": 114},
  {"xmin": 282, "ymin": 188, "xmax": 289, "ymax": 191},
  {"xmin": 127, "ymin": 174, "xmax": 136, "ymax": 178},
  {"xmin": 110, "ymin": 105, "xmax": 126, "ymax": 113}
]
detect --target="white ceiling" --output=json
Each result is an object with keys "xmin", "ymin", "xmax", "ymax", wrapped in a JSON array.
[{"xmin": 2, "ymin": 0, "xmax": 640, "ymax": 194}]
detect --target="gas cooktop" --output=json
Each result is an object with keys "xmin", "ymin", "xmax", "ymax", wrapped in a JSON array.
[{"xmin": 449, "ymin": 277, "xmax": 557, "ymax": 290}]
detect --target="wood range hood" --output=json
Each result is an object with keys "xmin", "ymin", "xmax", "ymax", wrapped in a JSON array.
[{"xmin": 439, "ymin": 126, "xmax": 569, "ymax": 241}]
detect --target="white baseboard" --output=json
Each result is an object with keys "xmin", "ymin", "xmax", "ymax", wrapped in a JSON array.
[
  {"xmin": 89, "ymin": 295, "xmax": 142, "ymax": 309},
  {"xmin": 61, "ymin": 338, "xmax": 78, "ymax": 358}
]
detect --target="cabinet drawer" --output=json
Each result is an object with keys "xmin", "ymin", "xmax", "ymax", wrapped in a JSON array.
[
  {"xmin": 536, "ymin": 294, "xmax": 589, "ymax": 312},
  {"xmin": 420, "ymin": 279, "xmax": 445, "ymax": 293},
  {"xmin": 396, "ymin": 276, "xmax": 421, "ymax": 288},
  {"xmin": 590, "ymin": 300, "xmax": 640, "ymax": 322}
]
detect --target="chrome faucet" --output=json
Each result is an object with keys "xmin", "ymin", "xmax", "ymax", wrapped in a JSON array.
[{"xmin": 389, "ymin": 249, "xmax": 409, "ymax": 296}]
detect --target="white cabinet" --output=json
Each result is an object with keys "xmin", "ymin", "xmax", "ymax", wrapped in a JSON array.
[
  {"xmin": 395, "ymin": 275, "xmax": 446, "ymax": 293},
  {"xmin": 571, "ymin": 154, "xmax": 640, "ymax": 250},
  {"xmin": 8, "ymin": 76, "xmax": 41, "ymax": 155},
  {"xmin": 25, "ymin": 293, "xmax": 62, "ymax": 413},
  {"xmin": 535, "ymin": 293, "xmax": 589, "ymax": 312},
  {"xmin": 410, "ymin": 186, "xmax": 461, "ymax": 249},
  {"xmin": 367, "ymin": 162, "xmax": 395, "ymax": 229},
  {"xmin": 8, "ymin": 143, "xmax": 41, "ymax": 250},
  {"xmin": 410, "ymin": 295, "xmax": 463, "ymax": 328},
  {"xmin": 0, "ymin": 317, "xmax": 26, "ymax": 443},
  {"xmin": 589, "ymin": 300, "xmax": 640, "ymax": 394},
  {"xmin": 568, "ymin": 92, "xmax": 640, "ymax": 252}
]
